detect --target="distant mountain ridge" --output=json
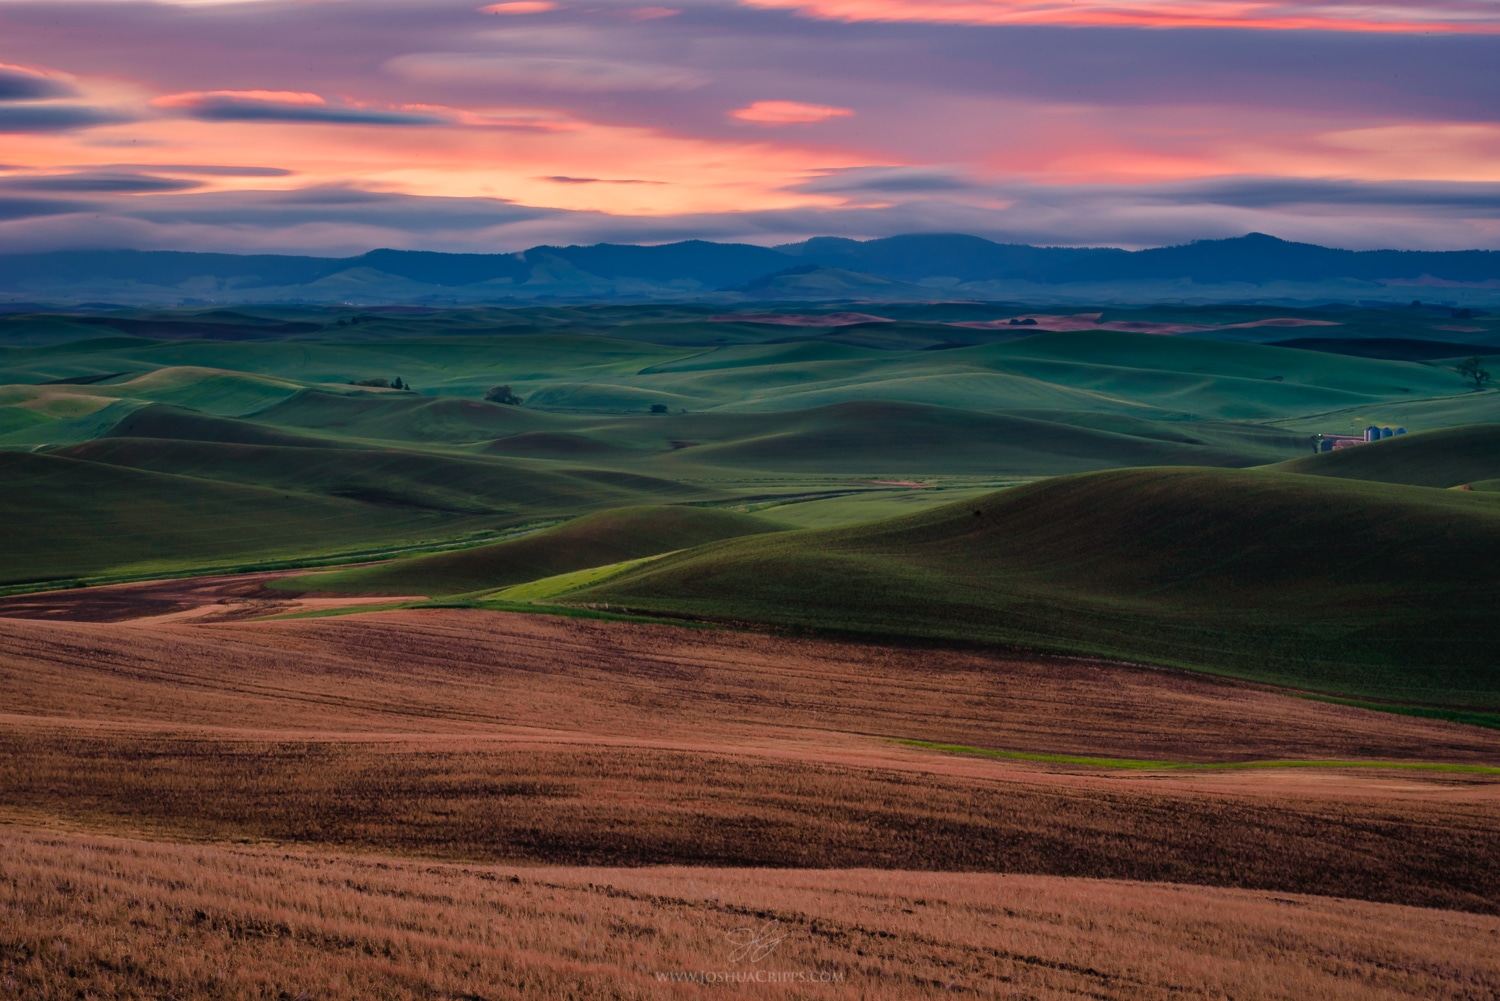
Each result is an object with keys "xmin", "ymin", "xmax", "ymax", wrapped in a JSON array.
[{"xmin": 3, "ymin": 233, "xmax": 1499, "ymax": 305}]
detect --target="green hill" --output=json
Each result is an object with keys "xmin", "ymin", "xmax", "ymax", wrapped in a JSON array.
[
  {"xmin": 576, "ymin": 467, "xmax": 1500, "ymax": 708},
  {"xmin": 475, "ymin": 401, "xmax": 1302, "ymax": 473},
  {"xmin": 650, "ymin": 401, "xmax": 1301, "ymax": 474},
  {"xmin": 980, "ymin": 332, "xmax": 1459, "ymax": 421},
  {"xmin": 1271, "ymin": 425, "xmax": 1500, "ymax": 488},
  {"xmin": 0, "ymin": 451, "xmax": 492, "ymax": 585},
  {"xmin": 249, "ymin": 393, "xmax": 1306, "ymax": 474},
  {"xmin": 104, "ymin": 403, "xmax": 360, "ymax": 449},
  {"xmin": 292, "ymin": 505, "xmax": 781, "ymax": 596},
  {"xmin": 56, "ymin": 433, "xmax": 711, "ymax": 519},
  {"xmin": 251, "ymin": 389, "xmax": 576, "ymax": 444}
]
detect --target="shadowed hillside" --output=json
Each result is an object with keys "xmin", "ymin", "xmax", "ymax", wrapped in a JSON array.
[
  {"xmin": 0, "ymin": 451, "xmax": 490, "ymax": 585},
  {"xmin": 253, "ymin": 389, "xmax": 572, "ymax": 443},
  {"xmin": 10, "ymin": 433, "xmax": 721, "ymax": 585},
  {"xmin": 578, "ymin": 467, "xmax": 1500, "ymax": 706},
  {"xmin": 649, "ymin": 401, "xmax": 1301, "ymax": 473},
  {"xmin": 293, "ymin": 505, "xmax": 781, "ymax": 596},
  {"xmin": 105, "ymin": 403, "xmax": 361, "ymax": 449}
]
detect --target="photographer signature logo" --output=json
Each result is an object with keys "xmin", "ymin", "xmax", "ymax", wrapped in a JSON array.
[
  {"xmin": 725, "ymin": 920, "xmax": 787, "ymax": 964},
  {"xmin": 653, "ymin": 920, "xmax": 843, "ymax": 984}
]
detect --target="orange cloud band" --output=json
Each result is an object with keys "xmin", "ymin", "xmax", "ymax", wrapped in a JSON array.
[
  {"xmin": 478, "ymin": 2, "xmax": 560, "ymax": 14},
  {"xmin": 732, "ymin": 100, "xmax": 855, "ymax": 124},
  {"xmin": 738, "ymin": 0, "xmax": 1500, "ymax": 32}
]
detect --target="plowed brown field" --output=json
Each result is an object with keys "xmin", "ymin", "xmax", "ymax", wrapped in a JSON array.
[
  {"xmin": 4, "ymin": 825, "xmax": 1499, "ymax": 1001},
  {"xmin": 3, "ymin": 604, "xmax": 1498, "ymax": 998}
]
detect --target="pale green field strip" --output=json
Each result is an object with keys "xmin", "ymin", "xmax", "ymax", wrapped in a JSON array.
[
  {"xmin": 478, "ymin": 554, "xmax": 669, "ymax": 604},
  {"xmin": 898, "ymin": 739, "xmax": 1500, "ymax": 774}
]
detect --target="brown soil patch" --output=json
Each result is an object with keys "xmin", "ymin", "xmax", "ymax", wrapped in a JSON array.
[
  {"xmin": 0, "ymin": 570, "xmax": 415, "ymax": 623},
  {"xmin": 950, "ymin": 314, "xmax": 1341, "ymax": 335},
  {"xmin": 3, "ymin": 608, "xmax": 1497, "ymax": 764},
  {"xmin": 2, "ymin": 609, "xmax": 1498, "ymax": 914}
]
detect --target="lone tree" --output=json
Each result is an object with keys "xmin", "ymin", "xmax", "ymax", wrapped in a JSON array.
[
  {"xmin": 485, "ymin": 384, "xmax": 523, "ymax": 405},
  {"xmin": 650, "ymin": 403, "xmax": 669, "ymax": 414},
  {"xmin": 1456, "ymin": 356, "xmax": 1492, "ymax": 391},
  {"xmin": 391, "ymin": 376, "xmax": 407, "ymax": 391}
]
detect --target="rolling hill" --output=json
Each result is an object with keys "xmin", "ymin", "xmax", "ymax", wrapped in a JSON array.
[
  {"xmin": 642, "ymin": 401, "xmax": 1302, "ymax": 474},
  {"xmin": 575, "ymin": 467, "xmax": 1500, "ymax": 707},
  {"xmin": 252, "ymin": 391, "xmax": 1308, "ymax": 475},
  {"xmin": 0, "ymin": 450, "xmax": 491, "ymax": 585},
  {"xmin": 1271, "ymin": 424, "xmax": 1500, "ymax": 488},
  {"xmin": 291, "ymin": 505, "xmax": 781, "ymax": 596},
  {"xmin": 103, "ymin": 403, "xmax": 361, "ymax": 449},
  {"xmin": 12, "ymin": 397, "xmax": 731, "ymax": 584}
]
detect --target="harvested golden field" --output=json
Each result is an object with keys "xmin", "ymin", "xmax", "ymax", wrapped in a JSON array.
[
  {"xmin": 2, "ymin": 608, "xmax": 1498, "ymax": 918},
  {"xmin": 5, "ymin": 825, "xmax": 1500, "ymax": 1001}
]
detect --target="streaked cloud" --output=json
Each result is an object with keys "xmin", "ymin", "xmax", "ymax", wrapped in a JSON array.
[
  {"xmin": 0, "ymin": 61, "xmax": 131, "ymax": 133},
  {"xmin": 0, "ymin": 171, "xmax": 203, "ymax": 193},
  {"xmin": 731, "ymin": 100, "xmax": 854, "ymax": 124},
  {"xmin": 0, "ymin": 196, "xmax": 98, "ymax": 221},
  {"xmin": 738, "ymin": 0, "xmax": 1500, "ymax": 33},
  {"xmin": 100, "ymin": 164, "xmax": 295, "ymax": 177},
  {"xmin": 797, "ymin": 166, "xmax": 974, "ymax": 192},
  {"xmin": 153, "ymin": 90, "xmax": 452, "ymax": 126},
  {"xmin": 0, "ymin": 62, "xmax": 74, "ymax": 101},
  {"xmin": 542, "ymin": 175, "xmax": 666, "ymax": 184},
  {"xmin": 0, "ymin": 104, "xmax": 132, "ymax": 132}
]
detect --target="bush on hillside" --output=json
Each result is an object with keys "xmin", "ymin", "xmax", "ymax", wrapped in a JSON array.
[{"xmin": 485, "ymin": 385, "xmax": 524, "ymax": 405}]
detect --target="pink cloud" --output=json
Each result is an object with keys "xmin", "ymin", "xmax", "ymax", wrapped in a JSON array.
[
  {"xmin": 628, "ymin": 6, "xmax": 682, "ymax": 18},
  {"xmin": 152, "ymin": 90, "xmax": 326, "ymax": 110},
  {"xmin": 151, "ymin": 90, "xmax": 451, "ymax": 126},
  {"xmin": 479, "ymin": 2, "xmax": 560, "ymax": 13},
  {"xmin": 731, "ymin": 101, "xmax": 855, "ymax": 124},
  {"xmin": 737, "ymin": 0, "xmax": 1500, "ymax": 33}
]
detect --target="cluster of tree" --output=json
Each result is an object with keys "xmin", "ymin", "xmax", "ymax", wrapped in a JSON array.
[
  {"xmin": 1457, "ymin": 357, "xmax": 1493, "ymax": 392},
  {"xmin": 485, "ymin": 385, "xmax": 524, "ymax": 405},
  {"xmin": 350, "ymin": 376, "xmax": 410, "ymax": 390}
]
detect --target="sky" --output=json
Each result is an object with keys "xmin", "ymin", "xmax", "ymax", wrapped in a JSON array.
[{"xmin": 1, "ymin": 0, "xmax": 1499, "ymax": 255}]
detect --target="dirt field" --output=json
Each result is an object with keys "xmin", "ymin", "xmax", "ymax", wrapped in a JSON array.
[
  {"xmin": 0, "ymin": 570, "xmax": 412, "ymax": 624},
  {"xmin": 949, "ymin": 315, "xmax": 1340, "ymax": 334},
  {"xmin": 3, "ymin": 608, "xmax": 1498, "ymax": 921},
  {"xmin": 4, "ymin": 825, "xmax": 1498, "ymax": 1001}
]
